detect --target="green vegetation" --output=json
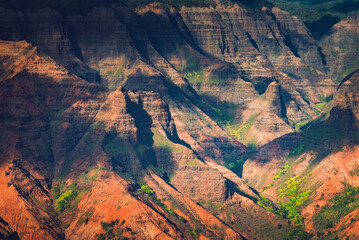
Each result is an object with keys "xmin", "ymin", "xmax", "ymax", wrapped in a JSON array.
[
  {"xmin": 268, "ymin": 0, "xmax": 359, "ymax": 40},
  {"xmin": 247, "ymin": 142, "xmax": 257, "ymax": 151},
  {"xmin": 273, "ymin": 163, "xmax": 290, "ymax": 180},
  {"xmin": 53, "ymin": 182, "xmax": 65, "ymax": 199},
  {"xmin": 103, "ymin": 136, "xmax": 130, "ymax": 156},
  {"xmin": 184, "ymin": 70, "xmax": 222, "ymax": 84},
  {"xmin": 80, "ymin": 168, "xmax": 100, "ymax": 183},
  {"xmin": 257, "ymin": 200, "xmax": 274, "ymax": 211},
  {"xmin": 182, "ymin": 52, "xmax": 221, "ymax": 84},
  {"xmin": 256, "ymin": 192, "xmax": 284, "ymax": 216},
  {"xmin": 185, "ymin": 161, "xmax": 200, "ymax": 166},
  {"xmin": 294, "ymin": 121, "xmax": 311, "ymax": 132},
  {"xmin": 308, "ymin": 124, "xmax": 344, "ymax": 140},
  {"xmin": 184, "ymin": 71, "xmax": 203, "ymax": 83},
  {"xmin": 291, "ymin": 143, "xmax": 306, "ymax": 156},
  {"xmin": 55, "ymin": 190, "xmax": 77, "ymax": 212},
  {"xmin": 139, "ymin": 183, "xmax": 187, "ymax": 224},
  {"xmin": 225, "ymin": 122, "xmax": 251, "ymax": 139},
  {"xmin": 152, "ymin": 128, "xmax": 183, "ymax": 151},
  {"xmin": 203, "ymin": 102, "xmax": 224, "ymax": 120},
  {"xmin": 268, "ymin": 0, "xmax": 359, "ymax": 23},
  {"xmin": 261, "ymin": 183, "xmax": 273, "ymax": 192},
  {"xmin": 198, "ymin": 101, "xmax": 253, "ymax": 175},
  {"xmin": 286, "ymin": 228, "xmax": 313, "ymax": 240},
  {"xmin": 319, "ymin": 93, "xmax": 334, "ymax": 103},
  {"xmin": 199, "ymin": 100, "xmax": 238, "ymax": 128},
  {"xmin": 141, "ymin": 184, "xmax": 155, "ymax": 195},
  {"xmin": 54, "ymin": 177, "xmax": 94, "ymax": 213},
  {"xmin": 316, "ymin": 102, "xmax": 327, "ymax": 110},
  {"xmin": 199, "ymin": 200, "xmax": 223, "ymax": 210},
  {"xmin": 105, "ymin": 67, "xmax": 124, "ymax": 76},
  {"xmin": 191, "ymin": 227, "xmax": 199, "ymax": 238},
  {"xmin": 278, "ymin": 176, "xmax": 312, "ymax": 226},
  {"xmin": 257, "ymin": 175, "xmax": 313, "ymax": 238},
  {"xmin": 315, "ymin": 93, "xmax": 333, "ymax": 114},
  {"xmin": 257, "ymin": 195, "xmax": 276, "ymax": 213},
  {"xmin": 350, "ymin": 166, "xmax": 359, "ymax": 176},
  {"xmin": 314, "ymin": 186, "xmax": 359, "ymax": 231},
  {"xmin": 97, "ymin": 219, "xmax": 128, "ymax": 240},
  {"xmin": 225, "ymin": 113, "xmax": 260, "ymax": 142},
  {"xmin": 227, "ymin": 159, "xmax": 245, "ymax": 176},
  {"xmin": 257, "ymin": 173, "xmax": 312, "ymax": 238},
  {"xmin": 77, "ymin": 208, "xmax": 94, "ymax": 225}
]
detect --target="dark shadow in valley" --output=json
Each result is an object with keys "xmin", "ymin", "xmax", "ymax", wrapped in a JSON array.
[
  {"xmin": 331, "ymin": 0, "xmax": 359, "ymax": 14},
  {"xmin": 305, "ymin": 15, "xmax": 340, "ymax": 40},
  {"xmin": 227, "ymin": 178, "xmax": 258, "ymax": 203},
  {"xmin": 254, "ymin": 105, "xmax": 359, "ymax": 167}
]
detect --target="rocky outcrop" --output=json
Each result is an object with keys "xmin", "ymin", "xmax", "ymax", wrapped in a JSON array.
[
  {"xmin": 0, "ymin": 38, "xmax": 255, "ymax": 239},
  {"xmin": 245, "ymin": 110, "xmax": 293, "ymax": 147},
  {"xmin": 0, "ymin": 39, "xmax": 107, "ymax": 240},
  {"xmin": 229, "ymin": 81, "xmax": 293, "ymax": 147},
  {"xmin": 242, "ymin": 70, "xmax": 359, "ymax": 236},
  {"xmin": 179, "ymin": 5, "xmax": 335, "ymax": 99},
  {"xmin": 0, "ymin": 1, "xmax": 357, "ymax": 239},
  {"xmin": 326, "ymin": 70, "xmax": 359, "ymax": 134},
  {"xmin": 64, "ymin": 170, "xmax": 187, "ymax": 240},
  {"xmin": 0, "ymin": 8, "xmax": 100, "ymax": 83},
  {"xmin": 0, "ymin": 216, "xmax": 20, "ymax": 240},
  {"xmin": 144, "ymin": 172, "xmax": 246, "ymax": 240},
  {"xmin": 320, "ymin": 17, "xmax": 359, "ymax": 82},
  {"xmin": 0, "ymin": 3, "xmax": 338, "ymax": 147}
]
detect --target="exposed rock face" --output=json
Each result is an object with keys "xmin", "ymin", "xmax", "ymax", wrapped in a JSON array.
[
  {"xmin": 270, "ymin": 7, "xmax": 327, "ymax": 73},
  {"xmin": 64, "ymin": 171, "xmax": 187, "ymax": 240},
  {"xmin": 243, "ymin": 69, "xmax": 359, "ymax": 189},
  {"xmin": 0, "ymin": 40, "xmax": 107, "ymax": 240},
  {"xmin": 171, "ymin": 164, "xmax": 230, "ymax": 202},
  {"xmin": 0, "ymin": 1, "xmax": 357, "ymax": 239},
  {"xmin": 0, "ymin": 216, "xmax": 20, "ymax": 240},
  {"xmin": 144, "ymin": 172, "xmax": 246, "ymax": 240},
  {"xmin": 245, "ymin": 110, "xmax": 293, "ymax": 147},
  {"xmin": 179, "ymin": 5, "xmax": 334, "ymax": 104},
  {"xmin": 230, "ymin": 81, "xmax": 294, "ymax": 147},
  {"xmin": 0, "ymin": 38, "xmax": 259, "ymax": 239},
  {"xmin": 0, "ymin": 8, "xmax": 100, "ymax": 83},
  {"xmin": 243, "ymin": 70, "xmax": 359, "ymax": 237},
  {"xmin": 327, "ymin": 70, "xmax": 359, "ymax": 132},
  {"xmin": 0, "ymin": 42, "xmax": 104, "ymax": 239},
  {"xmin": 320, "ymin": 17, "xmax": 359, "ymax": 82},
  {"xmin": 0, "ymin": 2, "xmax": 336, "ymax": 124}
]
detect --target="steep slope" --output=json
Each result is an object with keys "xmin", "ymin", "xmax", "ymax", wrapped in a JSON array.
[
  {"xmin": 320, "ymin": 16, "xmax": 359, "ymax": 82},
  {"xmin": 0, "ymin": 40, "xmax": 107, "ymax": 240},
  {"xmin": 268, "ymin": 0, "xmax": 359, "ymax": 39},
  {"xmin": 174, "ymin": 4, "xmax": 335, "ymax": 147},
  {"xmin": 228, "ymin": 81, "xmax": 294, "ymax": 148},
  {"xmin": 0, "ymin": 38, "xmax": 285, "ymax": 239},
  {"xmin": 0, "ymin": 2, "xmax": 337, "ymax": 147},
  {"xmin": 243, "ymin": 70, "xmax": 359, "ymax": 238},
  {"xmin": 0, "ymin": 217, "xmax": 20, "ymax": 240},
  {"xmin": 0, "ymin": 1, "xmax": 357, "ymax": 239}
]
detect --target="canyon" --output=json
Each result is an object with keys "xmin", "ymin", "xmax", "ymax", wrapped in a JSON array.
[{"xmin": 0, "ymin": 0, "xmax": 358, "ymax": 239}]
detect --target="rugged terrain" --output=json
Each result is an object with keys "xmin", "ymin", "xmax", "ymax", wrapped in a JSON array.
[{"xmin": 0, "ymin": 0, "xmax": 358, "ymax": 239}]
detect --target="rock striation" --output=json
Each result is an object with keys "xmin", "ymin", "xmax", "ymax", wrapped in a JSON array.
[{"xmin": 0, "ymin": 1, "xmax": 357, "ymax": 239}]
